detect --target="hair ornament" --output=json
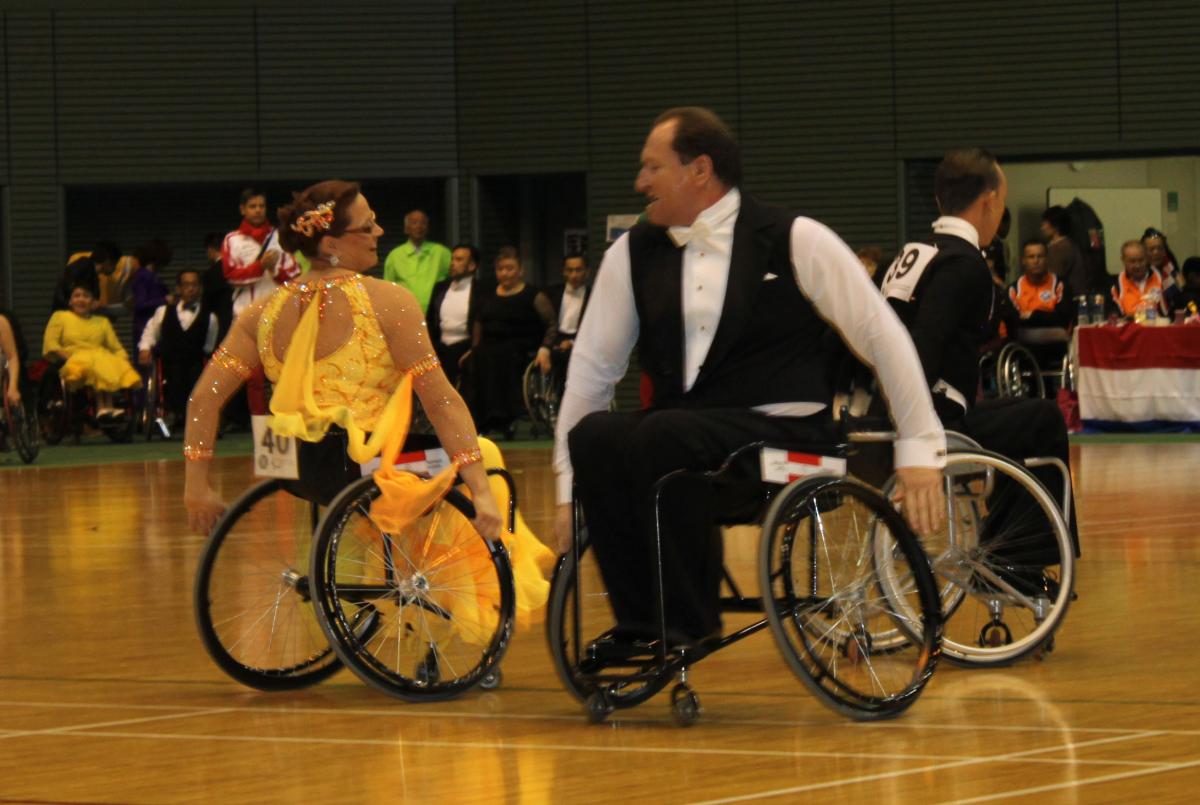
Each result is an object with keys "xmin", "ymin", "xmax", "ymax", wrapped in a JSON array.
[{"xmin": 290, "ymin": 201, "xmax": 336, "ymax": 238}]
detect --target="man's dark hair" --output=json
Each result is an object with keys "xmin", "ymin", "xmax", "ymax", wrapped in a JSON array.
[
  {"xmin": 1021, "ymin": 238, "xmax": 1047, "ymax": 254},
  {"xmin": 239, "ymin": 187, "xmax": 265, "ymax": 206},
  {"xmin": 1041, "ymin": 206, "xmax": 1072, "ymax": 236},
  {"xmin": 204, "ymin": 231, "xmax": 223, "ymax": 251},
  {"xmin": 91, "ymin": 240, "xmax": 121, "ymax": 265},
  {"xmin": 564, "ymin": 251, "xmax": 587, "ymax": 265},
  {"xmin": 134, "ymin": 238, "xmax": 173, "ymax": 270},
  {"xmin": 176, "ymin": 268, "xmax": 201, "ymax": 285},
  {"xmin": 934, "ymin": 148, "xmax": 1000, "ymax": 215},
  {"xmin": 654, "ymin": 106, "xmax": 742, "ymax": 188},
  {"xmin": 1182, "ymin": 256, "xmax": 1200, "ymax": 278},
  {"xmin": 452, "ymin": 243, "xmax": 481, "ymax": 268}
]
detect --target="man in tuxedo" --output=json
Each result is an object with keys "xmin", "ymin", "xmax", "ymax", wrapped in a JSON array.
[
  {"xmin": 882, "ymin": 148, "xmax": 1078, "ymax": 556},
  {"xmin": 544, "ymin": 252, "xmax": 590, "ymax": 393},
  {"xmin": 138, "ymin": 268, "xmax": 218, "ymax": 428},
  {"xmin": 427, "ymin": 244, "xmax": 481, "ymax": 388},
  {"xmin": 553, "ymin": 106, "xmax": 947, "ymax": 649}
]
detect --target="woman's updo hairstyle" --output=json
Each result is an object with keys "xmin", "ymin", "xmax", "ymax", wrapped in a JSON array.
[{"xmin": 277, "ymin": 180, "xmax": 362, "ymax": 257}]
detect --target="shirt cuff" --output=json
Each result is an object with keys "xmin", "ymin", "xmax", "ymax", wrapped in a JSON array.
[
  {"xmin": 893, "ymin": 435, "xmax": 947, "ymax": 469},
  {"xmin": 555, "ymin": 470, "xmax": 573, "ymax": 505}
]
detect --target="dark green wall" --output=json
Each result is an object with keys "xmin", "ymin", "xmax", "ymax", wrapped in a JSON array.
[{"xmin": 3, "ymin": 0, "xmax": 1199, "ymax": 351}]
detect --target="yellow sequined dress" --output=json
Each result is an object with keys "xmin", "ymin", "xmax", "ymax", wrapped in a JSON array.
[
  {"xmin": 43, "ymin": 310, "xmax": 141, "ymax": 392},
  {"xmin": 259, "ymin": 276, "xmax": 553, "ymax": 639}
]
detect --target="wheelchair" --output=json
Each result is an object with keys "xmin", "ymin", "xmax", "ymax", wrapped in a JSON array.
[
  {"xmin": 878, "ymin": 431, "xmax": 1075, "ymax": 666},
  {"xmin": 193, "ymin": 433, "xmax": 517, "ymax": 701},
  {"xmin": 0, "ymin": 357, "xmax": 39, "ymax": 464},
  {"xmin": 139, "ymin": 356, "xmax": 171, "ymax": 441},
  {"xmin": 35, "ymin": 359, "xmax": 136, "ymax": 445},
  {"xmin": 522, "ymin": 358, "xmax": 559, "ymax": 438},
  {"xmin": 546, "ymin": 421, "xmax": 944, "ymax": 726},
  {"xmin": 984, "ymin": 327, "xmax": 1074, "ymax": 400}
]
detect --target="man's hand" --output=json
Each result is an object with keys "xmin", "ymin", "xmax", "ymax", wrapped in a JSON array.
[
  {"xmin": 890, "ymin": 466, "xmax": 945, "ymax": 538},
  {"xmin": 554, "ymin": 502, "xmax": 574, "ymax": 554},
  {"xmin": 262, "ymin": 250, "xmax": 280, "ymax": 274},
  {"xmin": 536, "ymin": 346, "xmax": 552, "ymax": 375},
  {"xmin": 138, "ymin": 349, "xmax": 152, "ymax": 366},
  {"xmin": 555, "ymin": 339, "xmax": 574, "ymax": 351}
]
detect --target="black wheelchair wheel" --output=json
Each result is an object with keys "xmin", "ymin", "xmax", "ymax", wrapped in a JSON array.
[
  {"xmin": 38, "ymin": 375, "xmax": 68, "ymax": 446},
  {"xmin": 759, "ymin": 475, "xmax": 942, "ymax": 721},
  {"xmin": 522, "ymin": 361, "xmax": 559, "ymax": 436},
  {"xmin": 310, "ymin": 476, "xmax": 515, "ymax": 701},
  {"xmin": 141, "ymin": 366, "xmax": 163, "ymax": 441},
  {"xmin": 545, "ymin": 534, "xmax": 664, "ymax": 708},
  {"xmin": 996, "ymin": 343, "xmax": 1046, "ymax": 399},
  {"xmin": 194, "ymin": 478, "xmax": 341, "ymax": 690},
  {"xmin": 6, "ymin": 398, "xmax": 40, "ymax": 464},
  {"xmin": 102, "ymin": 391, "xmax": 136, "ymax": 443}
]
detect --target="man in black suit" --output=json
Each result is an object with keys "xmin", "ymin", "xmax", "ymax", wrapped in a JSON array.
[
  {"xmin": 544, "ymin": 252, "xmax": 590, "ymax": 394},
  {"xmin": 427, "ymin": 244, "xmax": 481, "ymax": 388},
  {"xmin": 553, "ymin": 107, "xmax": 947, "ymax": 649}
]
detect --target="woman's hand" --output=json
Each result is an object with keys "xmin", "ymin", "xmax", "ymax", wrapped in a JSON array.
[
  {"xmin": 4, "ymin": 383, "xmax": 20, "ymax": 406},
  {"xmin": 185, "ymin": 483, "xmax": 226, "ymax": 536},
  {"xmin": 535, "ymin": 346, "xmax": 552, "ymax": 375},
  {"xmin": 470, "ymin": 487, "xmax": 503, "ymax": 542}
]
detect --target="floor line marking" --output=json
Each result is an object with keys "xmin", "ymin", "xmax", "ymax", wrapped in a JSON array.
[
  {"xmin": 684, "ymin": 731, "xmax": 1159, "ymax": 804},
  {"xmin": 942, "ymin": 758, "xmax": 1200, "ymax": 803},
  {"xmin": 0, "ymin": 708, "xmax": 235, "ymax": 740}
]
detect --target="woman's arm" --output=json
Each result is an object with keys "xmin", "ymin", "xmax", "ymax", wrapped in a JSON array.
[
  {"xmin": 0, "ymin": 317, "xmax": 19, "ymax": 402},
  {"xmin": 367, "ymin": 280, "xmax": 500, "ymax": 540},
  {"xmin": 42, "ymin": 312, "xmax": 69, "ymax": 361},
  {"xmin": 182, "ymin": 302, "xmax": 265, "ymax": 534},
  {"xmin": 532, "ymin": 290, "xmax": 557, "ymax": 373}
]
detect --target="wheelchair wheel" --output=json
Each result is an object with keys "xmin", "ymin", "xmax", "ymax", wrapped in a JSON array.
[
  {"xmin": 310, "ymin": 476, "xmax": 515, "ymax": 701},
  {"xmin": 522, "ymin": 361, "xmax": 559, "ymax": 436},
  {"xmin": 194, "ymin": 478, "xmax": 342, "ymax": 690},
  {"xmin": 38, "ymin": 374, "xmax": 68, "ymax": 446},
  {"xmin": 758, "ymin": 475, "xmax": 941, "ymax": 721},
  {"xmin": 878, "ymin": 450, "xmax": 1074, "ymax": 666},
  {"xmin": 545, "ymin": 533, "xmax": 664, "ymax": 708},
  {"xmin": 996, "ymin": 343, "xmax": 1046, "ymax": 399},
  {"xmin": 141, "ymin": 362, "xmax": 165, "ymax": 441},
  {"xmin": 4, "ymin": 397, "xmax": 40, "ymax": 464}
]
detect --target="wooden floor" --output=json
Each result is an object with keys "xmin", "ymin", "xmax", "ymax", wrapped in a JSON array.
[{"xmin": 0, "ymin": 441, "xmax": 1198, "ymax": 803}]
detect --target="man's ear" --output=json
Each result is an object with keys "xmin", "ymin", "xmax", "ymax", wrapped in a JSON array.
[{"xmin": 691, "ymin": 154, "xmax": 715, "ymax": 184}]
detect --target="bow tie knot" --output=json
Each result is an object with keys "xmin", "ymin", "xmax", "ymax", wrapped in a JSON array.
[{"xmin": 668, "ymin": 219, "xmax": 712, "ymax": 248}]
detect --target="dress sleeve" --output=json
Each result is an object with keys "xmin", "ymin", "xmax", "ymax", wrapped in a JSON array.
[
  {"xmin": 43, "ymin": 312, "xmax": 67, "ymax": 355},
  {"xmin": 533, "ymin": 291, "xmax": 558, "ymax": 348}
]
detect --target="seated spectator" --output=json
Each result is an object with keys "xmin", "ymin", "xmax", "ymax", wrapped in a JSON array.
[
  {"xmin": 51, "ymin": 256, "xmax": 100, "ymax": 313},
  {"xmin": 428, "ymin": 244, "xmax": 482, "ymax": 388},
  {"xmin": 138, "ymin": 269, "xmax": 218, "ymax": 428},
  {"xmin": 1008, "ymin": 239, "xmax": 1071, "ymax": 328},
  {"xmin": 43, "ymin": 282, "xmax": 141, "ymax": 417},
  {"xmin": 1040, "ymin": 205, "xmax": 1090, "ymax": 297},
  {"xmin": 1109, "ymin": 240, "xmax": 1172, "ymax": 319},
  {"xmin": 467, "ymin": 247, "xmax": 556, "ymax": 438},
  {"xmin": 546, "ymin": 252, "xmax": 590, "ymax": 389},
  {"xmin": 0, "ymin": 307, "xmax": 28, "ymax": 407},
  {"xmin": 1176, "ymin": 257, "xmax": 1200, "ymax": 316},
  {"xmin": 1142, "ymin": 227, "xmax": 1181, "ymax": 290},
  {"xmin": 64, "ymin": 242, "xmax": 133, "ymax": 320},
  {"xmin": 201, "ymin": 232, "xmax": 234, "ymax": 342},
  {"xmin": 131, "ymin": 239, "xmax": 173, "ymax": 351}
]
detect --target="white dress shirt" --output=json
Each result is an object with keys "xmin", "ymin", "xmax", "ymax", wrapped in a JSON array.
[
  {"xmin": 558, "ymin": 284, "xmax": 586, "ymax": 335},
  {"xmin": 932, "ymin": 215, "xmax": 980, "ymax": 248},
  {"xmin": 439, "ymin": 275, "xmax": 473, "ymax": 346},
  {"xmin": 552, "ymin": 190, "xmax": 946, "ymax": 503},
  {"xmin": 138, "ymin": 301, "xmax": 219, "ymax": 353}
]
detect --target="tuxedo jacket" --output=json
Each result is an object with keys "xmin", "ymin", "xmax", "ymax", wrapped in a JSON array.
[
  {"xmin": 545, "ymin": 283, "xmax": 591, "ymax": 334},
  {"xmin": 427, "ymin": 275, "xmax": 488, "ymax": 346}
]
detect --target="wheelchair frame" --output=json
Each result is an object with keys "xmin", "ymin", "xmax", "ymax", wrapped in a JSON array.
[
  {"xmin": 548, "ymin": 426, "xmax": 944, "ymax": 726},
  {"xmin": 0, "ymin": 356, "xmax": 39, "ymax": 464}
]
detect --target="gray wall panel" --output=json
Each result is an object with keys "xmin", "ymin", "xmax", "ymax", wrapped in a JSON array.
[
  {"xmin": 456, "ymin": 2, "xmax": 588, "ymax": 174},
  {"xmin": 257, "ymin": 6, "xmax": 457, "ymax": 178},
  {"xmin": 54, "ymin": 9, "xmax": 257, "ymax": 182},
  {"xmin": 1119, "ymin": 0, "xmax": 1200, "ymax": 147}
]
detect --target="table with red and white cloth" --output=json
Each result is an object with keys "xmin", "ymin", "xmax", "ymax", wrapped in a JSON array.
[{"xmin": 1073, "ymin": 323, "xmax": 1200, "ymax": 428}]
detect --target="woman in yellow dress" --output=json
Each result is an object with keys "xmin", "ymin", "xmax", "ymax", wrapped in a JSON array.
[
  {"xmin": 183, "ymin": 180, "xmax": 553, "ymax": 646},
  {"xmin": 43, "ymin": 282, "xmax": 141, "ymax": 416}
]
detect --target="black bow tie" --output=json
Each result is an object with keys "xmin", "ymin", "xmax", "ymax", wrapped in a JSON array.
[{"xmin": 183, "ymin": 303, "xmax": 199, "ymax": 313}]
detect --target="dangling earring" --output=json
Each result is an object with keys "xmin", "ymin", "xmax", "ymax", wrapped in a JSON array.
[{"xmin": 329, "ymin": 254, "xmax": 340, "ymax": 267}]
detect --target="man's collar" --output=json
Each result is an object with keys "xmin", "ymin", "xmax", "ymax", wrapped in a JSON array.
[
  {"xmin": 406, "ymin": 240, "xmax": 427, "ymax": 255},
  {"xmin": 450, "ymin": 274, "xmax": 472, "ymax": 288},
  {"xmin": 932, "ymin": 216, "xmax": 980, "ymax": 248},
  {"xmin": 668, "ymin": 187, "xmax": 740, "ymax": 247}
]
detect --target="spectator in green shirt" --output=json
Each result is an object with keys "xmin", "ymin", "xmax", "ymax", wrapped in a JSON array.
[{"xmin": 382, "ymin": 209, "xmax": 451, "ymax": 311}]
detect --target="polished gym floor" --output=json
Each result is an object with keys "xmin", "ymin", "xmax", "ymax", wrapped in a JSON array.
[{"xmin": 0, "ymin": 439, "xmax": 1197, "ymax": 803}]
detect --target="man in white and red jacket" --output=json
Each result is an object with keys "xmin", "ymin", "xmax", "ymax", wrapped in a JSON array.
[{"xmin": 222, "ymin": 188, "xmax": 299, "ymax": 413}]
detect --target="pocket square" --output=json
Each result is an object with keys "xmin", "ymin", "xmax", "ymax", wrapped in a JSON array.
[{"xmin": 763, "ymin": 272, "xmax": 779, "ymax": 281}]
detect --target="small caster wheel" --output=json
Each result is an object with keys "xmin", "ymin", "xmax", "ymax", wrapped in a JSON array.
[
  {"xmin": 670, "ymin": 683, "xmax": 701, "ymax": 727},
  {"xmin": 1033, "ymin": 635, "xmax": 1055, "ymax": 661},
  {"xmin": 478, "ymin": 667, "xmax": 503, "ymax": 690},
  {"xmin": 978, "ymin": 620, "xmax": 1012, "ymax": 648},
  {"xmin": 585, "ymin": 691, "xmax": 613, "ymax": 724}
]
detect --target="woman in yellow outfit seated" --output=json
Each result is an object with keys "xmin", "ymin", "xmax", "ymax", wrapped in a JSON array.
[
  {"xmin": 183, "ymin": 180, "xmax": 553, "ymax": 647},
  {"xmin": 43, "ymin": 282, "xmax": 141, "ymax": 417}
]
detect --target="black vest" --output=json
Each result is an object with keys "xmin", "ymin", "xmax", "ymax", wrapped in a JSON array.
[
  {"xmin": 161, "ymin": 303, "xmax": 210, "ymax": 364},
  {"xmin": 627, "ymin": 195, "xmax": 831, "ymax": 410}
]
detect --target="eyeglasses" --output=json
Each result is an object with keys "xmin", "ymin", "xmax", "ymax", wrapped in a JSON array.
[{"xmin": 344, "ymin": 218, "xmax": 378, "ymax": 234}]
